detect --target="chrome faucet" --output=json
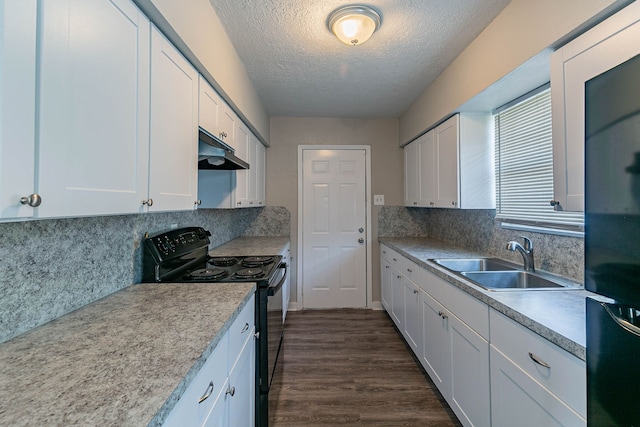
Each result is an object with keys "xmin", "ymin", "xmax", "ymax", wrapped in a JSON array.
[{"xmin": 506, "ymin": 236, "xmax": 535, "ymax": 272}]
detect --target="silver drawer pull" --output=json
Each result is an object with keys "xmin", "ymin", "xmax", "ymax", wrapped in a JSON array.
[
  {"xmin": 413, "ymin": 289, "xmax": 419, "ymax": 294},
  {"xmin": 392, "ymin": 258, "xmax": 397, "ymax": 262},
  {"xmin": 528, "ymin": 352, "xmax": 551, "ymax": 368},
  {"xmin": 226, "ymin": 386, "xmax": 236, "ymax": 397},
  {"xmin": 198, "ymin": 381, "xmax": 214, "ymax": 403},
  {"xmin": 438, "ymin": 311, "xmax": 448, "ymax": 319},
  {"xmin": 407, "ymin": 269, "xmax": 413, "ymax": 273},
  {"xmin": 241, "ymin": 323, "xmax": 249, "ymax": 333}
]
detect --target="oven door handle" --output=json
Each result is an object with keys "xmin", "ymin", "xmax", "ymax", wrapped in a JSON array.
[{"xmin": 267, "ymin": 262, "xmax": 287, "ymax": 296}]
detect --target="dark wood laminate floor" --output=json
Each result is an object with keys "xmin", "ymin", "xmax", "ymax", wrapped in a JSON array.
[{"xmin": 270, "ymin": 309, "xmax": 462, "ymax": 426}]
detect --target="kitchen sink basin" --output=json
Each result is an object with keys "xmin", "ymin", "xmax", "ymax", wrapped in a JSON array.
[
  {"xmin": 431, "ymin": 258, "xmax": 516, "ymax": 272},
  {"xmin": 460, "ymin": 271, "xmax": 579, "ymax": 291}
]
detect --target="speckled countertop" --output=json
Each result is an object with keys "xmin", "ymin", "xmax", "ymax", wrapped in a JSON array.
[
  {"xmin": 379, "ymin": 237, "xmax": 598, "ymax": 361},
  {"xmin": 0, "ymin": 236, "xmax": 291, "ymax": 426},
  {"xmin": 209, "ymin": 236, "xmax": 290, "ymax": 256},
  {"xmin": 0, "ymin": 282, "xmax": 255, "ymax": 427}
]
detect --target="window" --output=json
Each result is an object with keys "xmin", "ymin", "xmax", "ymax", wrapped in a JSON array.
[{"xmin": 494, "ymin": 86, "xmax": 584, "ymax": 235}]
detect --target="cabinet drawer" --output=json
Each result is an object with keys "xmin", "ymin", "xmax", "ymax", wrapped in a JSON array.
[
  {"xmin": 164, "ymin": 333, "xmax": 229, "ymax": 426},
  {"xmin": 386, "ymin": 247, "xmax": 402, "ymax": 269},
  {"xmin": 489, "ymin": 309, "xmax": 585, "ymax": 417},
  {"xmin": 423, "ymin": 271, "xmax": 489, "ymax": 339},
  {"xmin": 228, "ymin": 295, "xmax": 255, "ymax": 369},
  {"xmin": 400, "ymin": 257, "xmax": 426, "ymax": 284},
  {"xmin": 380, "ymin": 244, "xmax": 391, "ymax": 261}
]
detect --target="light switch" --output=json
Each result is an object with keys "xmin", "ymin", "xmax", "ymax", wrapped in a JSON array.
[{"xmin": 374, "ymin": 194, "xmax": 384, "ymax": 205}]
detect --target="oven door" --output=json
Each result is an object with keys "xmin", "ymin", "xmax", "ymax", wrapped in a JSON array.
[{"xmin": 266, "ymin": 263, "xmax": 285, "ymax": 390}]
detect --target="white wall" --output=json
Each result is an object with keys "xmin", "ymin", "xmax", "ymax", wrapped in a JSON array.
[
  {"xmin": 268, "ymin": 117, "xmax": 402, "ymax": 304},
  {"xmin": 399, "ymin": 0, "xmax": 629, "ymax": 144},
  {"xmin": 134, "ymin": 0, "xmax": 270, "ymax": 144}
]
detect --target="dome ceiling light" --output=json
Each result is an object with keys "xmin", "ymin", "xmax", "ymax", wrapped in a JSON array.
[{"xmin": 328, "ymin": 5, "xmax": 382, "ymax": 46}]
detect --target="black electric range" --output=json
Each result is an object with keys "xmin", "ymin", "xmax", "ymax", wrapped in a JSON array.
[{"xmin": 141, "ymin": 227, "xmax": 286, "ymax": 427}]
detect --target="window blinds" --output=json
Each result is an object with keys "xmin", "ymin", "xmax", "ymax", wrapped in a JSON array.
[{"xmin": 494, "ymin": 88, "xmax": 584, "ymax": 230}]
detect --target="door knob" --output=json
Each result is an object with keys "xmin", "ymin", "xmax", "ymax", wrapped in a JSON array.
[
  {"xmin": 358, "ymin": 237, "xmax": 365, "ymax": 244},
  {"xmin": 20, "ymin": 193, "xmax": 41, "ymax": 207},
  {"xmin": 142, "ymin": 198, "xmax": 153, "ymax": 207}
]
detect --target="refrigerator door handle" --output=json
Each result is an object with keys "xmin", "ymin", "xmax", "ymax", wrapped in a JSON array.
[{"xmin": 601, "ymin": 302, "xmax": 640, "ymax": 337}]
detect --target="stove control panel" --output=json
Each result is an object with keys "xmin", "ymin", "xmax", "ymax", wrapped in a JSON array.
[{"xmin": 144, "ymin": 227, "xmax": 211, "ymax": 262}]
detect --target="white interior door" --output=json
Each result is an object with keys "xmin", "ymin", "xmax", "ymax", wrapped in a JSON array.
[{"xmin": 301, "ymin": 149, "xmax": 367, "ymax": 308}]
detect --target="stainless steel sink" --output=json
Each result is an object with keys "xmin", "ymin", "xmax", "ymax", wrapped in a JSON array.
[
  {"xmin": 431, "ymin": 258, "xmax": 516, "ymax": 272},
  {"xmin": 460, "ymin": 271, "xmax": 580, "ymax": 291}
]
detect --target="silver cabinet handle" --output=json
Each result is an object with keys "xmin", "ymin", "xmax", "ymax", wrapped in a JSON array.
[
  {"xmin": 528, "ymin": 352, "xmax": 551, "ymax": 368},
  {"xmin": 20, "ymin": 193, "xmax": 41, "ymax": 207},
  {"xmin": 142, "ymin": 198, "xmax": 153, "ymax": 207},
  {"xmin": 241, "ymin": 323, "xmax": 249, "ymax": 333},
  {"xmin": 198, "ymin": 381, "xmax": 214, "ymax": 403},
  {"xmin": 413, "ymin": 289, "xmax": 419, "ymax": 294},
  {"xmin": 195, "ymin": 199, "xmax": 202, "ymax": 206},
  {"xmin": 254, "ymin": 331, "xmax": 260, "ymax": 339},
  {"xmin": 392, "ymin": 258, "xmax": 397, "ymax": 262},
  {"xmin": 226, "ymin": 386, "xmax": 236, "ymax": 397},
  {"xmin": 382, "ymin": 250, "xmax": 387, "ymax": 254},
  {"xmin": 385, "ymin": 265, "xmax": 389, "ymax": 269},
  {"xmin": 549, "ymin": 200, "xmax": 560, "ymax": 206},
  {"xmin": 397, "ymin": 275, "xmax": 401, "ymax": 279},
  {"xmin": 438, "ymin": 311, "xmax": 448, "ymax": 320},
  {"xmin": 413, "ymin": 201, "xmax": 417, "ymax": 205},
  {"xmin": 430, "ymin": 201, "xmax": 435, "ymax": 206},
  {"xmin": 219, "ymin": 132, "xmax": 227, "ymax": 139},
  {"xmin": 407, "ymin": 269, "xmax": 412, "ymax": 273}
]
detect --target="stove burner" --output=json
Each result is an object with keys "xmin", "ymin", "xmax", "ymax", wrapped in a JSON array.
[
  {"xmin": 242, "ymin": 256, "xmax": 275, "ymax": 267},
  {"xmin": 208, "ymin": 256, "xmax": 238, "ymax": 267},
  {"xmin": 234, "ymin": 268, "xmax": 265, "ymax": 278},
  {"xmin": 187, "ymin": 268, "xmax": 228, "ymax": 281}
]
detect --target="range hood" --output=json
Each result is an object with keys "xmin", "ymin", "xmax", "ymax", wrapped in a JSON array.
[{"xmin": 198, "ymin": 127, "xmax": 249, "ymax": 170}]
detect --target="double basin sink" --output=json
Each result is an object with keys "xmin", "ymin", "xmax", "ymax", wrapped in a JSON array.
[{"xmin": 430, "ymin": 258, "xmax": 582, "ymax": 291}]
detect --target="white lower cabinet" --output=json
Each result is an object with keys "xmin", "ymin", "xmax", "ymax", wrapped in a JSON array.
[
  {"xmin": 402, "ymin": 276, "xmax": 422, "ymax": 354},
  {"xmin": 164, "ymin": 296, "xmax": 255, "ymax": 427},
  {"xmin": 489, "ymin": 309, "xmax": 585, "ymax": 427},
  {"xmin": 380, "ymin": 249, "xmax": 585, "ymax": 427},
  {"xmin": 419, "ymin": 276, "xmax": 490, "ymax": 427}
]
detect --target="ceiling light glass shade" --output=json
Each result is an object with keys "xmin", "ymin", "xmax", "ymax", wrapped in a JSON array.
[{"xmin": 328, "ymin": 5, "xmax": 381, "ymax": 46}]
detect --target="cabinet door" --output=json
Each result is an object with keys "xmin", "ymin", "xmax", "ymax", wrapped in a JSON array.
[
  {"xmin": 199, "ymin": 76, "xmax": 222, "ymax": 136},
  {"xmin": 227, "ymin": 331, "xmax": 256, "ymax": 427},
  {"xmin": 255, "ymin": 138, "xmax": 266, "ymax": 206},
  {"xmin": 490, "ymin": 346, "xmax": 585, "ymax": 427},
  {"xmin": 402, "ymin": 277, "xmax": 422, "ymax": 355},
  {"xmin": 38, "ymin": 0, "xmax": 150, "ymax": 217},
  {"xmin": 550, "ymin": 3, "xmax": 640, "ymax": 212},
  {"xmin": 418, "ymin": 130, "xmax": 436, "ymax": 207},
  {"xmin": 149, "ymin": 26, "xmax": 199, "ymax": 212},
  {"xmin": 0, "ymin": 0, "xmax": 37, "ymax": 219},
  {"xmin": 390, "ymin": 269, "xmax": 404, "ymax": 330},
  {"xmin": 450, "ymin": 314, "xmax": 490, "ymax": 427},
  {"xmin": 219, "ymin": 103, "xmax": 236, "ymax": 150},
  {"xmin": 421, "ymin": 291, "xmax": 450, "ymax": 396},
  {"xmin": 234, "ymin": 122, "xmax": 251, "ymax": 207},
  {"xmin": 434, "ymin": 116, "xmax": 459, "ymax": 208},
  {"xmin": 404, "ymin": 141, "xmax": 419, "ymax": 206},
  {"xmin": 380, "ymin": 258, "xmax": 392, "ymax": 312}
]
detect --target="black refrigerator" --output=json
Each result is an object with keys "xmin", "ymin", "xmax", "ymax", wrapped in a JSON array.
[{"xmin": 585, "ymin": 52, "xmax": 640, "ymax": 426}]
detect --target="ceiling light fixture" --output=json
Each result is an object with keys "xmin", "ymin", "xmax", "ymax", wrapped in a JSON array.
[{"xmin": 328, "ymin": 5, "xmax": 381, "ymax": 46}]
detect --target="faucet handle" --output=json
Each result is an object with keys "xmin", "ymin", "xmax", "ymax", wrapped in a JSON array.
[{"xmin": 520, "ymin": 236, "xmax": 533, "ymax": 251}]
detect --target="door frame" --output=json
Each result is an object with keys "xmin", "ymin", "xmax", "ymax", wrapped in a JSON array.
[{"xmin": 297, "ymin": 145, "xmax": 372, "ymax": 309}]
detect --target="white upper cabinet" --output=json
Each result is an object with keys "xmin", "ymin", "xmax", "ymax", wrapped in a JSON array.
[
  {"xmin": 404, "ymin": 138, "xmax": 420, "ymax": 206},
  {"xmin": 0, "ymin": 0, "xmax": 37, "ymax": 219},
  {"xmin": 37, "ymin": 0, "xmax": 151, "ymax": 217},
  {"xmin": 404, "ymin": 114, "xmax": 494, "ymax": 209},
  {"xmin": 550, "ymin": 1, "xmax": 640, "ymax": 212},
  {"xmin": 199, "ymin": 75, "xmax": 223, "ymax": 137},
  {"xmin": 148, "ymin": 26, "xmax": 199, "ymax": 212},
  {"xmin": 219, "ymin": 102, "xmax": 237, "ymax": 151}
]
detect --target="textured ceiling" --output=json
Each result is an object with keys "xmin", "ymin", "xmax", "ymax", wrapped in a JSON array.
[{"xmin": 209, "ymin": 0, "xmax": 512, "ymax": 118}]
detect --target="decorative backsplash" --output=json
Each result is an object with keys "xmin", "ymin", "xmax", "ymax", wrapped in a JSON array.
[
  {"xmin": 378, "ymin": 206, "xmax": 584, "ymax": 283},
  {"xmin": 0, "ymin": 206, "xmax": 289, "ymax": 343}
]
